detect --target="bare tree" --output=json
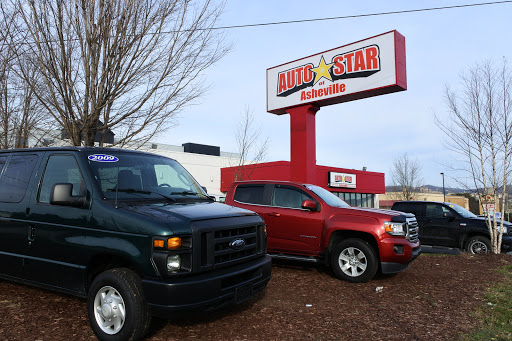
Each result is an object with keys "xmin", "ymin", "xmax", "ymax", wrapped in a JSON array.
[
  {"xmin": 0, "ymin": 3, "xmax": 54, "ymax": 149},
  {"xmin": 8, "ymin": 0, "xmax": 229, "ymax": 147},
  {"xmin": 389, "ymin": 153, "xmax": 423, "ymax": 200},
  {"xmin": 231, "ymin": 107, "xmax": 269, "ymax": 181},
  {"xmin": 436, "ymin": 59, "xmax": 512, "ymax": 254}
]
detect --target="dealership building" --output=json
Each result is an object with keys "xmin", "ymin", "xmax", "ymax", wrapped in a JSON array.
[{"xmin": 142, "ymin": 141, "xmax": 385, "ymax": 208}]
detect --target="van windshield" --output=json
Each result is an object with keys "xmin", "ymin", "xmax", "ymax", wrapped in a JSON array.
[
  {"xmin": 304, "ymin": 184, "xmax": 350, "ymax": 208},
  {"xmin": 86, "ymin": 152, "xmax": 209, "ymax": 201}
]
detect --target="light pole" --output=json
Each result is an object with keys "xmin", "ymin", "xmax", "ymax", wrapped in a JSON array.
[{"xmin": 440, "ymin": 172, "xmax": 446, "ymax": 202}]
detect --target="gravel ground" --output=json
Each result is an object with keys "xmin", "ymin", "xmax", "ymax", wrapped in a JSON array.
[{"xmin": 0, "ymin": 253, "xmax": 511, "ymax": 340}]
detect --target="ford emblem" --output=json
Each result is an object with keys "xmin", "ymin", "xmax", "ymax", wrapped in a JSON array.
[{"xmin": 229, "ymin": 238, "xmax": 246, "ymax": 250}]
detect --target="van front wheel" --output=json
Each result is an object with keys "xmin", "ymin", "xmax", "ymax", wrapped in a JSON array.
[
  {"xmin": 331, "ymin": 239, "xmax": 378, "ymax": 283},
  {"xmin": 87, "ymin": 268, "xmax": 151, "ymax": 341}
]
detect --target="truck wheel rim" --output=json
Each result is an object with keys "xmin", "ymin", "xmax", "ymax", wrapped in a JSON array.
[
  {"xmin": 469, "ymin": 240, "xmax": 488, "ymax": 254},
  {"xmin": 338, "ymin": 247, "xmax": 367, "ymax": 277},
  {"xmin": 93, "ymin": 286, "xmax": 126, "ymax": 335}
]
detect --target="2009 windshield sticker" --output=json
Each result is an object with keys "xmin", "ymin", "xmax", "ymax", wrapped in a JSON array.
[{"xmin": 88, "ymin": 154, "xmax": 119, "ymax": 162}]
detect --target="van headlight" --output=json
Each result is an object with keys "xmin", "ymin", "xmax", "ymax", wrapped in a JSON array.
[
  {"xmin": 384, "ymin": 221, "xmax": 406, "ymax": 236},
  {"xmin": 167, "ymin": 255, "xmax": 181, "ymax": 272}
]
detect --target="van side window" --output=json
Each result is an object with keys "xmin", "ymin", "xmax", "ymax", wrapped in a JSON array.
[
  {"xmin": 272, "ymin": 187, "xmax": 312, "ymax": 209},
  {"xmin": 234, "ymin": 185, "xmax": 265, "ymax": 205},
  {"xmin": 0, "ymin": 156, "xmax": 7, "ymax": 175},
  {"xmin": 0, "ymin": 155, "xmax": 38, "ymax": 203},
  {"xmin": 38, "ymin": 155, "xmax": 85, "ymax": 203}
]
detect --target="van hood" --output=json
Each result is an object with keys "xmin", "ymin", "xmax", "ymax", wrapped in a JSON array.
[{"xmin": 119, "ymin": 201, "xmax": 258, "ymax": 223}]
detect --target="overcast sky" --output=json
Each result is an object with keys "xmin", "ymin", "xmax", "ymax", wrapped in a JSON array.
[{"xmin": 156, "ymin": 0, "xmax": 512, "ymax": 188}]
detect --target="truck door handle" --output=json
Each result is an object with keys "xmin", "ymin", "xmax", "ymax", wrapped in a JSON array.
[
  {"xmin": 28, "ymin": 225, "xmax": 35, "ymax": 242},
  {"xmin": 268, "ymin": 212, "xmax": 281, "ymax": 217}
]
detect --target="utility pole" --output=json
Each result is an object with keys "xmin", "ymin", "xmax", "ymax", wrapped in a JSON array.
[{"xmin": 440, "ymin": 172, "xmax": 446, "ymax": 202}]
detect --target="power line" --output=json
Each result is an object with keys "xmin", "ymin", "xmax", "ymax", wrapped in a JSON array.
[
  {"xmin": 8, "ymin": 1, "xmax": 512, "ymax": 43},
  {"xmin": 209, "ymin": 1, "xmax": 512, "ymax": 31}
]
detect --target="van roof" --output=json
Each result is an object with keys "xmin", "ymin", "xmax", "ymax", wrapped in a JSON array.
[{"xmin": 0, "ymin": 146, "xmax": 162, "ymax": 156}]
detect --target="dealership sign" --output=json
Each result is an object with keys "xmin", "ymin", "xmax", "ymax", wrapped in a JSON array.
[
  {"xmin": 267, "ymin": 30, "xmax": 406, "ymax": 114},
  {"xmin": 329, "ymin": 172, "xmax": 356, "ymax": 188}
]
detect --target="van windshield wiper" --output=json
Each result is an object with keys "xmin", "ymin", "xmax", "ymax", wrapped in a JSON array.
[
  {"xmin": 170, "ymin": 190, "xmax": 198, "ymax": 196},
  {"xmin": 108, "ymin": 188, "xmax": 176, "ymax": 202}
]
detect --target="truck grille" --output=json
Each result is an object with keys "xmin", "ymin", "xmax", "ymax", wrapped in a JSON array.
[{"xmin": 406, "ymin": 217, "xmax": 419, "ymax": 243}]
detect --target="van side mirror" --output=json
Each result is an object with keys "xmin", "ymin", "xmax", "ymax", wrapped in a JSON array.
[
  {"xmin": 302, "ymin": 200, "xmax": 318, "ymax": 211},
  {"xmin": 50, "ymin": 183, "xmax": 85, "ymax": 208}
]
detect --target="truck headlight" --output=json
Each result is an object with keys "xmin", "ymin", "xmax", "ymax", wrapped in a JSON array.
[
  {"xmin": 384, "ymin": 221, "xmax": 406, "ymax": 236},
  {"xmin": 167, "ymin": 255, "xmax": 181, "ymax": 272},
  {"xmin": 500, "ymin": 225, "xmax": 508, "ymax": 234}
]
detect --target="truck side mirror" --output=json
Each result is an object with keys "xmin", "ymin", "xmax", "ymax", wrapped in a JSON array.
[
  {"xmin": 302, "ymin": 200, "xmax": 318, "ymax": 211},
  {"xmin": 443, "ymin": 211, "xmax": 455, "ymax": 221},
  {"xmin": 50, "ymin": 183, "xmax": 85, "ymax": 208}
]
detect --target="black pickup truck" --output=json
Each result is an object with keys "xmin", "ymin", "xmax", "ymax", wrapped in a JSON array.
[{"xmin": 392, "ymin": 201, "xmax": 512, "ymax": 253}]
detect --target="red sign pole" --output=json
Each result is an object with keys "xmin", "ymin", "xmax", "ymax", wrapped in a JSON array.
[{"xmin": 286, "ymin": 104, "xmax": 320, "ymax": 183}]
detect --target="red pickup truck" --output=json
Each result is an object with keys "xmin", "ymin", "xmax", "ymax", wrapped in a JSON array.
[{"xmin": 225, "ymin": 181, "xmax": 421, "ymax": 282}]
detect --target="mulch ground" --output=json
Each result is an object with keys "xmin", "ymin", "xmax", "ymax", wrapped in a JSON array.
[{"xmin": 0, "ymin": 253, "xmax": 511, "ymax": 341}]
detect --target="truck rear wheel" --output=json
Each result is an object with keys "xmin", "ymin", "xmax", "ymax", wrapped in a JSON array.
[
  {"xmin": 331, "ymin": 239, "xmax": 378, "ymax": 283},
  {"xmin": 87, "ymin": 268, "xmax": 151, "ymax": 341}
]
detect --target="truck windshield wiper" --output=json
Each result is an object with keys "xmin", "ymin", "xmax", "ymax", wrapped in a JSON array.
[{"xmin": 108, "ymin": 188, "xmax": 176, "ymax": 202}]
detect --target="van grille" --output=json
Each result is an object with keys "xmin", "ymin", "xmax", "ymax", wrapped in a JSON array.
[
  {"xmin": 199, "ymin": 224, "xmax": 264, "ymax": 269},
  {"xmin": 406, "ymin": 217, "xmax": 419, "ymax": 243},
  {"xmin": 214, "ymin": 225, "xmax": 258, "ymax": 264}
]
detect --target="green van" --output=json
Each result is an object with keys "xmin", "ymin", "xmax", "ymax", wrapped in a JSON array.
[{"xmin": 0, "ymin": 147, "xmax": 271, "ymax": 340}]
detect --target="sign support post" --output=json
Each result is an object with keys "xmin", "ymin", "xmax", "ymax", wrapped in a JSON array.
[
  {"xmin": 286, "ymin": 104, "xmax": 319, "ymax": 183},
  {"xmin": 266, "ymin": 30, "xmax": 407, "ymax": 186}
]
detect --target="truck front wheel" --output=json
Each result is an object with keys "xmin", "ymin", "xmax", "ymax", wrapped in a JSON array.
[
  {"xmin": 331, "ymin": 239, "xmax": 378, "ymax": 283},
  {"xmin": 87, "ymin": 268, "xmax": 151, "ymax": 341},
  {"xmin": 465, "ymin": 236, "xmax": 491, "ymax": 254}
]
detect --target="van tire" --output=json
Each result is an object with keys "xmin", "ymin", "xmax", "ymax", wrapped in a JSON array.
[
  {"xmin": 87, "ymin": 268, "xmax": 151, "ymax": 341},
  {"xmin": 331, "ymin": 239, "xmax": 378, "ymax": 283}
]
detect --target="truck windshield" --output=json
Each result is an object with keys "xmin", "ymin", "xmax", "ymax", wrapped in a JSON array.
[
  {"xmin": 446, "ymin": 203, "xmax": 477, "ymax": 218},
  {"xmin": 86, "ymin": 151, "xmax": 209, "ymax": 201},
  {"xmin": 304, "ymin": 184, "xmax": 350, "ymax": 208}
]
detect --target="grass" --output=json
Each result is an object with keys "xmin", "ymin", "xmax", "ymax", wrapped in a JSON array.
[{"xmin": 460, "ymin": 265, "xmax": 512, "ymax": 341}]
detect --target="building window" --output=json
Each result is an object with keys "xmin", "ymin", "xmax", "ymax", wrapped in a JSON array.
[{"xmin": 334, "ymin": 192, "xmax": 375, "ymax": 208}]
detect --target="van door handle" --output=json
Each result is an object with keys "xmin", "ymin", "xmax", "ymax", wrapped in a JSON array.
[{"xmin": 268, "ymin": 212, "xmax": 281, "ymax": 217}]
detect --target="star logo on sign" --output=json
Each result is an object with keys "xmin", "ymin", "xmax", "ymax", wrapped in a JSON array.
[{"xmin": 311, "ymin": 56, "xmax": 333, "ymax": 85}]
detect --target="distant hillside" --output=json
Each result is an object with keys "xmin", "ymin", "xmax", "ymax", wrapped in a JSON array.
[{"xmin": 385, "ymin": 185, "xmax": 474, "ymax": 194}]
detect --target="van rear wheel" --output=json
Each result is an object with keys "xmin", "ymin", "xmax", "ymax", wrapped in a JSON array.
[
  {"xmin": 87, "ymin": 268, "xmax": 151, "ymax": 341},
  {"xmin": 331, "ymin": 239, "xmax": 378, "ymax": 283}
]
